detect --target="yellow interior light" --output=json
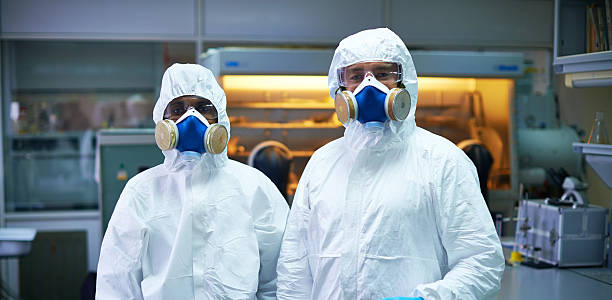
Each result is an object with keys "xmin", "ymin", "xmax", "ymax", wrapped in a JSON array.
[
  {"xmin": 222, "ymin": 75, "xmax": 510, "ymax": 93},
  {"xmin": 221, "ymin": 75, "xmax": 329, "ymax": 91},
  {"xmin": 220, "ymin": 75, "xmax": 512, "ymax": 106},
  {"xmin": 418, "ymin": 77, "xmax": 478, "ymax": 92},
  {"xmin": 221, "ymin": 75, "xmax": 331, "ymax": 103}
]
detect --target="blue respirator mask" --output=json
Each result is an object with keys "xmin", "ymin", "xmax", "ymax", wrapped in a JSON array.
[
  {"xmin": 334, "ymin": 75, "xmax": 411, "ymax": 127},
  {"xmin": 154, "ymin": 107, "xmax": 228, "ymax": 155}
]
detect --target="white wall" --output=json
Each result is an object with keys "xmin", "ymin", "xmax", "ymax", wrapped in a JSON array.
[{"xmin": 556, "ymin": 75, "xmax": 612, "ymax": 208}]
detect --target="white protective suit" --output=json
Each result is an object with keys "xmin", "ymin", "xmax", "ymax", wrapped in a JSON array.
[
  {"xmin": 276, "ymin": 28, "xmax": 504, "ymax": 300},
  {"xmin": 96, "ymin": 64, "xmax": 289, "ymax": 300}
]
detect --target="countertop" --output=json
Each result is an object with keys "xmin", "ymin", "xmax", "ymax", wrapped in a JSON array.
[{"xmin": 495, "ymin": 265, "xmax": 612, "ymax": 299}]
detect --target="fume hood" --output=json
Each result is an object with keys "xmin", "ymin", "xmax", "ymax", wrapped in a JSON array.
[
  {"xmin": 202, "ymin": 48, "xmax": 524, "ymax": 77},
  {"xmin": 201, "ymin": 48, "xmax": 524, "ymax": 197}
]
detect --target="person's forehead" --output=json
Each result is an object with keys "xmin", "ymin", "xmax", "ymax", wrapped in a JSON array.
[{"xmin": 345, "ymin": 61, "xmax": 396, "ymax": 71}]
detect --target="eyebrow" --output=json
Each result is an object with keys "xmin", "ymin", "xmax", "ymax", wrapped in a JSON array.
[
  {"xmin": 346, "ymin": 64, "xmax": 395, "ymax": 72},
  {"xmin": 346, "ymin": 67, "xmax": 364, "ymax": 72},
  {"xmin": 373, "ymin": 65, "xmax": 395, "ymax": 71}
]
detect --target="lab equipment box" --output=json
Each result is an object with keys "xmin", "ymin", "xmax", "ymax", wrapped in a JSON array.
[
  {"xmin": 515, "ymin": 199, "xmax": 608, "ymax": 267},
  {"xmin": 97, "ymin": 129, "xmax": 163, "ymax": 233}
]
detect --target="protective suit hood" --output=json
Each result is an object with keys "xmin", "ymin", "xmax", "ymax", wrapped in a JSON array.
[
  {"xmin": 153, "ymin": 63, "xmax": 230, "ymax": 170},
  {"xmin": 328, "ymin": 27, "xmax": 418, "ymax": 151}
]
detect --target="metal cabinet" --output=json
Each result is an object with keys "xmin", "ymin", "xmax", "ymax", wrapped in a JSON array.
[
  {"xmin": 1, "ymin": 0, "xmax": 197, "ymax": 39},
  {"xmin": 201, "ymin": 0, "xmax": 385, "ymax": 44},
  {"xmin": 2, "ymin": 41, "xmax": 162, "ymax": 212},
  {"xmin": 553, "ymin": 0, "xmax": 612, "ymax": 86},
  {"xmin": 390, "ymin": 0, "xmax": 554, "ymax": 48},
  {"xmin": 2, "ymin": 0, "xmax": 558, "ymax": 48}
]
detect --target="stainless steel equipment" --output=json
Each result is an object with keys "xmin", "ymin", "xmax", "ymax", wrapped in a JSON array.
[{"xmin": 515, "ymin": 199, "xmax": 608, "ymax": 267}]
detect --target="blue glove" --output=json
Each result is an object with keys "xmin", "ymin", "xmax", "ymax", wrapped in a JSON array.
[{"xmin": 381, "ymin": 298, "xmax": 423, "ymax": 300}]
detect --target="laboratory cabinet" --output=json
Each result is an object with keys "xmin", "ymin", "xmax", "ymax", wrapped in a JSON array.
[
  {"xmin": 0, "ymin": 0, "xmax": 197, "ymax": 39},
  {"xmin": 389, "ymin": 0, "xmax": 554, "ymax": 48},
  {"xmin": 0, "ymin": 39, "xmax": 171, "ymax": 298},
  {"xmin": 18, "ymin": 231, "xmax": 88, "ymax": 300},
  {"xmin": 201, "ymin": 0, "xmax": 385, "ymax": 44},
  {"xmin": 2, "ymin": 41, "xmax": 165, "ymax": 212},
  {"xmin": 3, "ymin": 0, "xmax": 555, "ymax": 48},
  {"xmin": 553, "ymin": 0, "xmax": 612, "ymax": 84},
  {"xmin": 4, "ymin": 211, "xmax": 102, "ymax": 300},
  {"xmin": 8, "ymin": 41, "xmax": 162, "ymax": 90},
  {"xmin": 5, "ymin": 132, "xmax": 98, "ymax": 212}
]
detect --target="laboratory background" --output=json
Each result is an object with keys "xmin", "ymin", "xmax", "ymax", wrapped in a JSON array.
[{"xmin": 0, "ymin": 0, "xmax": 611, "ymax": 299}]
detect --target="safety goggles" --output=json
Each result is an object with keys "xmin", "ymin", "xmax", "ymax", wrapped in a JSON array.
[
  {"xmin": 164, "ymin": 98, "xmax": 218, "ymax": 121},
  {"xmin": 337, "ymin": 61, "xmax": 402, "ymax": 88}
]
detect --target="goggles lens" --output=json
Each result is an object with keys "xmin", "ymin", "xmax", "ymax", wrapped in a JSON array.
[
  {"xmin": 338, "ymin": 62, "xmax": 402, "ymax": 88},
  {"xmin": 165, "ymin": 99, "xmax": 218, "ymax": 121}
]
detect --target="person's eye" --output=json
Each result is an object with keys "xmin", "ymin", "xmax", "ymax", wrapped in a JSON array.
[
  {"xmin": 172, "ymin": 106, "xmax": 185, "ymax": 115},
  {"xmin": 349, "ymin": 74, "xmax": 363, "ymax": 83},
  {"xmin": 376, "ymin": 72, "xmax": 390, "ymax": 79},
  {"xmin": 197, "ymin": 104, "xmax": 213, "ymax": 113}
]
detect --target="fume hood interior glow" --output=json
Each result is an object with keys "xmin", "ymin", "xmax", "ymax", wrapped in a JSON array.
[
  {"xmin": 221, "ymin": 75, "xmax": 512, "ymax": 99},
  {"xmin": 221, "ymin": 75, "xmax": 513, "ymax": 190}
]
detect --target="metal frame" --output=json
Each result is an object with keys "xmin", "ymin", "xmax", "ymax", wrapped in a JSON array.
[{"xmin": 201, "ymin": 48, "xmax": 525, "ymax": 78}]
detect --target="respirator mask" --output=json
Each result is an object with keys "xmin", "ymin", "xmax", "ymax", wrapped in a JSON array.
[{"xmin": 155, "ymin": 107, "xmax": 228, "ymax": 155}]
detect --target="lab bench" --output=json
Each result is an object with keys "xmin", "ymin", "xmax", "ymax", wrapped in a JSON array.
[
  {"xmin": 496, "ymin": 266, "xmax": 612, "ymax": 299},
  {"xmin": 498, "ymin": 235, "xmax": 612, "ymax": 299}
]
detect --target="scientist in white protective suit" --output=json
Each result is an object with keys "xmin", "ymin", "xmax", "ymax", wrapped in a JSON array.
[
  {"xmin": 276, "ymin": 28, "xmax": 505, "ymax": 300},
  {"xmin": 96, "ymin": 63, "xmax": 289, "ymax": 300}
]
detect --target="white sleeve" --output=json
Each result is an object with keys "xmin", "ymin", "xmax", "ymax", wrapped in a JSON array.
[
  {"xmin": 412, "ymin": 154, "xmax": 505, "ymax": 300},
  {"xmin": 276, "ymin": 168, "xmax": 314, "ymax": 299},
  {"xmin": 251, "ymin": 175, "xmax": 290, "ymax": 300},
  {"xmin": 96, "ymin": 186, "xmax": 148, "ymax": 300}
]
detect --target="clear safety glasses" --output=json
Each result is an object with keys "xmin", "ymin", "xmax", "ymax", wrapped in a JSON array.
[
  {"xmin": 164, "ymin": 98, "xmax": 218, "ymax": 121},
  {"xmin": 337, "ymin": 61, "xmax": 402, "ymax": 88}
]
